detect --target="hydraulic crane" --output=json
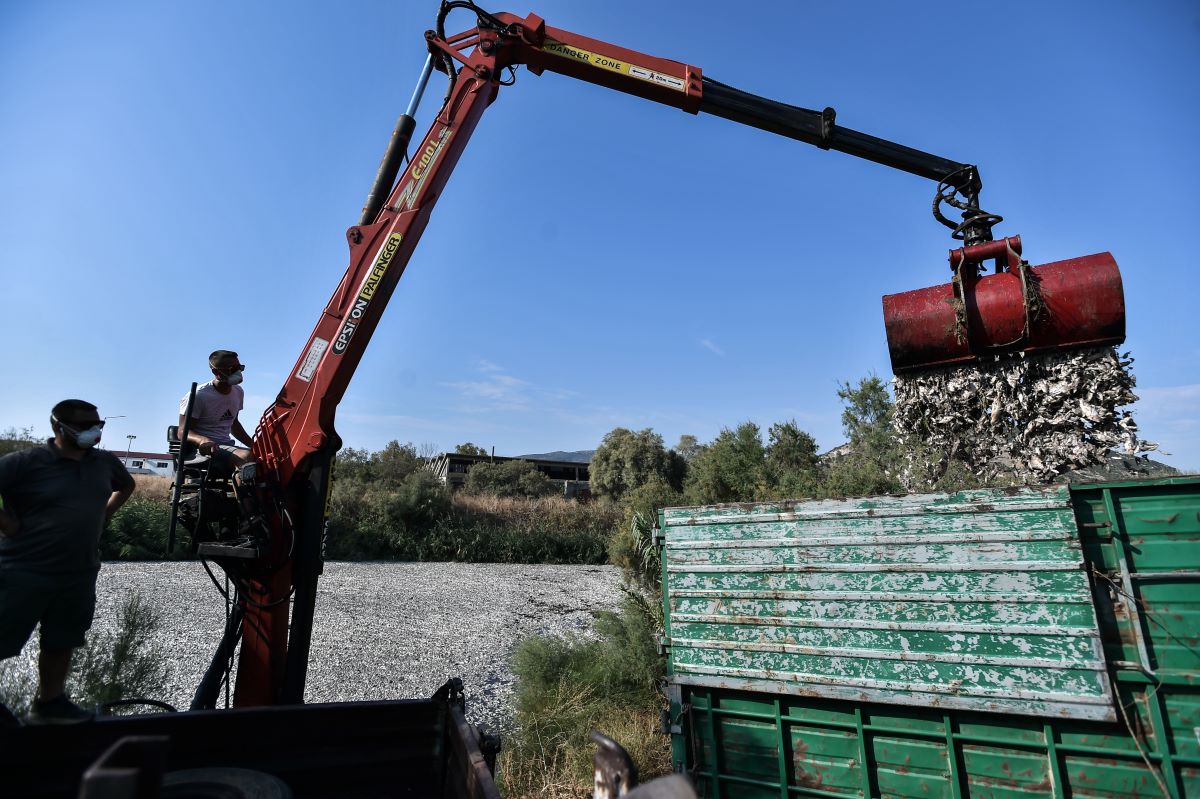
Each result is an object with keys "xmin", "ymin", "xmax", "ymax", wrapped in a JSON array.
[{"xmin": 177, "ymin": 1, "xmax": 1126, "ymax": 707}]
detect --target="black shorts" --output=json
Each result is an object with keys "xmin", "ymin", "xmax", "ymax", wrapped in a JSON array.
[{"xmin": 0, "ymin": 569, "xmax": 97, "ymax": 658}]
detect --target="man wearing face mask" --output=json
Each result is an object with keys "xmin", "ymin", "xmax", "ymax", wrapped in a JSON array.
[
  {"xmin": 0, "ymin": 399, "xmax": 135, "ymax": 724},
  {"xmin": 178, "ymin": 349, "xmax": 253, "ymax": 468}
]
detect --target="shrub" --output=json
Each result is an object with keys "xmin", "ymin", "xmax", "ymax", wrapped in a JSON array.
[
  {"xmin": 498, "ymin": 595, "xmax": 669, "ymax": 798},
  {"xmin": 608, "ymin": 477, "xmax": 679, "ymax": 595},
  {"xmin": 103, "ymin": 497, "xmax": 175, "ymax": 560},
  {"xmin": 326, "ymin": 488, "xmax": 616, "ymax": 563},
  {"xmin": 395, "ymin": 470, "xmax": 452, "ymax": 530},
  {"xmin": 464, "ymin": 460, "xmax": 559, "ymax": 499},
  {"xmin": 72, "ymin": 592, "xmax": 171, "ymax": 711}
]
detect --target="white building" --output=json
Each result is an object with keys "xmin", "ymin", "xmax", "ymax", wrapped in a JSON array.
[{"xmin": 113, "ymin": 450, "xmax": 174, "ymax": 477}]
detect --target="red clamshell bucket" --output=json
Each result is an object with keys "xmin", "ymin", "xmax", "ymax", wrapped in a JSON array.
[{"xmin": 882, "ymin": 236, "xmax": 1126, "ymax": 374}]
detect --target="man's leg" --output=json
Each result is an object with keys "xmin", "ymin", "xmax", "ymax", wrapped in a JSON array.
[
  {"xmin": 0, "ymin": 571, "xmax": 44, "ymax": 723},
  {"xmin": 28, "ymin": 573, "xmax": 96, "ymax": 722},
  {"xmin": 36, "ymin": 647, "xmax": 73, "ymax": 702},
  {"xmin": 217, "ymin": 444, "xmax": 252, "ymax": 468}
]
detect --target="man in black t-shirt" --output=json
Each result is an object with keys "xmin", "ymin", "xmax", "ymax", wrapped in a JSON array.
[{"xmin": 0, "ymin": 399, "xmax": 135, "ymax": 724}]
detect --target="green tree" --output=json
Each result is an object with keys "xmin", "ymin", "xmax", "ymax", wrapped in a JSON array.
[
  {"xmin": 333, "ymin": 446, "xmax": 372, "ymax": 483},
  {"xmin": 0, "ymin": 426, "xmax": 38, "ymax": 457},
  {"xmin": 371, "ymin": 440, "xmax": 424, "ymax": 484},
  {"xmin": 673, "ymin": 434, "xmax": 704, "ymax": 463},
  {"xmin": 465, "ymin": 460, "xmax": 558, "ymax": 499},
  {"xmin": 766, "ymin": 420, "xmax": 819, "ymax": 477},
  {"xmin": 590, "ymin": 428, "xmax": 683, "ymax": 501},
  {"xmin": 838, "ymin": 376, "xmax": 893, "ymax": 452},
  {"xmin": 684, "ymin": 422, "xmax": 767, "ymax": 504},
  {"xmin": 454, "ymin": 442, "xmax": 488, "ymax": 456},
  {"xmin": 764, "ymin": 420, "xmax": 821, "ymax": 497},
  {"xmin": 821, "ymin": 376, "xmax": 903, "ymax": 497}
]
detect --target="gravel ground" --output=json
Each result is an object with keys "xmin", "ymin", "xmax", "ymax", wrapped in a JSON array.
[{"xmin": 4, "ymin": 562, "xmax": 624, "ymax": 733}]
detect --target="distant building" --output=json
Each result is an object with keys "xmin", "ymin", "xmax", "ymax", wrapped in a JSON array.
[
  {"xmin": 426, "ymin": 452, "xmax": 590, "ymax": 495},
  {"xmin": 113, "ymin": 451, "xmax": 174, "ymax": 477}
]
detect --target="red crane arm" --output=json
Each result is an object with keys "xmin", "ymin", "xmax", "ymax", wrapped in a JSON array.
[
  {"xmin": 234, "ymin": 44, "xmax": 501, "ymax": 707},
  {"xmin": 251, "ymin": 13, "xmax": 705, "ymax": 491},
  {"xmin": 496, "ymin": 13, "xmax": 703, "ymax": 113},
  {"xmin": 233, "ymin": 16, "xmax": 712, "ymax": 704}
]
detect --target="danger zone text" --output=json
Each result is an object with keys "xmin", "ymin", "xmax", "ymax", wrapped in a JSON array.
[{"xmin": 543, "ymin": 39, "xmax": 686, "ymax": 92}]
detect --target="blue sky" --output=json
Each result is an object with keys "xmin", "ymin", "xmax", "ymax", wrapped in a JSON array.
[{"xmin": 1, "ymin": 1, "xmax": 1197, "ymax": 470}]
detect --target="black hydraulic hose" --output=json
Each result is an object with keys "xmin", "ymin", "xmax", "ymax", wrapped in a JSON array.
[
  {"xmin": 699, "ymin": 77, "xmax": 973, "ymax": 188},
  {"xmin": 190, "ymin": 603, "xmax": 244, "ymax": 710}
]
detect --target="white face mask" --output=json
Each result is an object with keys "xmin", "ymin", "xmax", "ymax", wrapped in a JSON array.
[
  {"xmin": 225, "ymin": 371, "xmax": 244, "ymax": 386},
  {"xmin": 73, "ymin": 426, "xmax": 104, "ymax": 448},
  {"xmin": 54, "ymin": 417, "xmax": 103, "ymax": 449}
]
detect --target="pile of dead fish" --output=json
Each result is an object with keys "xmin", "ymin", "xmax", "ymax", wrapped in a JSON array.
[{"xmin": 892, "ymin": 346, "xmax": 1156, "ymax": 486}]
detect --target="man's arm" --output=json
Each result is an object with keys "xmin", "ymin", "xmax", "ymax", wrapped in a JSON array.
[
  {"xmin": 105, "ymin": 457, "xmax": 136, "ymax": 526},
  {"xmin": 179, "ymin": 412, "xmax": 219, "ymax": 455},
  {"xmin": 105, "ymin": 485, "xmax": 134, "ymax": 526},
  {"xmin": 230, "ymin": 418, "xmax": 254, "ymax": 449},
  {"xmin": 0, "ymin": 452, "xmax": 22, "ymax": 538},
  {"xmin": 0, "ymin": 501, "xmax": 19, "ymax": 538}
]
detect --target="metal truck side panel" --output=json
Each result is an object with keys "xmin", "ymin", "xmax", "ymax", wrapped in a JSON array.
[
  {"xmin": 662, "ymin": 487, "xmax": 1114, "ymax": 721},
  {"xmin": 664, "ymin": 477, "xmax": 1200, "ymax": 798}
]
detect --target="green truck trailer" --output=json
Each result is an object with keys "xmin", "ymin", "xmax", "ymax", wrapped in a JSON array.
[{"xmin": 658, "ymin": 476, "xmax": 1199, "ymax": 798}]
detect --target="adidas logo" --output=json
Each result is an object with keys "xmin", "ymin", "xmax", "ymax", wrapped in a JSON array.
[{"xmin": 220, "ymin": 410, "xmax": 233, "ymax": 420}]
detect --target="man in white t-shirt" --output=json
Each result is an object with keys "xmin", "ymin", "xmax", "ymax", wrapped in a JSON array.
[{"xmin": 178, "ymin": 350, "xmax": 253, "ymax": 467}]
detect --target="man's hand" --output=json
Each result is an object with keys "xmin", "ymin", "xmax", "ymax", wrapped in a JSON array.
[
  {"xmin": 198, "ymin": 440, "xmax": 218, "ymax": 456},
  {"xmin": 0, "ymin": 506, "xmax": 20, "ymax": 539}
]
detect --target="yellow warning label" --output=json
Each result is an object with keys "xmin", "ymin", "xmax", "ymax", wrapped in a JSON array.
[{"xmin": 543, "ymin": 39, "xmax": 686, "ymax": 92}]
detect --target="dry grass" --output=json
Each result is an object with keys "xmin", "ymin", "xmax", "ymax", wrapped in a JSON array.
[
  {"xmin": 132, "ymin": 474, "xmax": 173, "ymax": 501},
  {"xmin": 497, "ymin": 681, "xmax": 670, "ymax": 799},
  {"xmin": 452, "ymin": 493, "xmax": 622, "ymax": 533}
]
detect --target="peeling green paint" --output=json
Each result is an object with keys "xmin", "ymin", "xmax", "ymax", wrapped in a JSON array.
[{"xmin": 666, "ymin": 478, "xmax": 1200, "ymax": 798}]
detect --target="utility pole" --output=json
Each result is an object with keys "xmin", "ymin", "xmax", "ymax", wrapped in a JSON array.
[
  {"xmin": 125, "ymin": 434, "xmax": 137, "ymax": 463},
  {"xmin": 101, "ymin": 415, "xmax": 125, "ymax": 450}
]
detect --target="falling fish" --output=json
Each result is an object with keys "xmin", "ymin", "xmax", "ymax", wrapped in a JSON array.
[{"xmin": 893, "ymin": 346, "xmax": 1156, "ymax": 487}]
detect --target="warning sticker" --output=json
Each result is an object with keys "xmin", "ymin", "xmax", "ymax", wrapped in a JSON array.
[
  {"xmin": 333, "ymin": 232, "xmax": 404, "ymax": 355},
  {"xmin": 543, "ymin": 39, "xmax": 686, "ymax": 92},
  {"xmin": 296, "ymin": 337, "xmax": 329, "ymax": 383},
  {"xmin": 628, "ymin": 64, "xmax": 685, "ymax": 91}
]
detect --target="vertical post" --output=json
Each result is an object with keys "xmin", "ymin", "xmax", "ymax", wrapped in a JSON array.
[
  {"xmin": 943, "ymin": 714, "xmax": 963, "ymax": 799},
  {"xmin": 167, "ymin": 383, "xmax": 198, "ymax": 554},
  {"xmin": 1144, "ymin": 688, "xmax": 1183, "ymax": 798},
  {"xmin": 773, "ymin": 698, "xmax": 790, "ymax": 799},
  {"xmin": 702, "ymin": 689, "xmax": 723, "ymax": 799},
  {"xmin": 1103, "ymin": 489, "xmax": 1154, "ymax": 672},
  {"xmin": 856, "ymin": 708, "xmax": 874, "ymax": 799},
  {"xmin": 1043, "ymin": 723, "xmax": 1066, "ymax": 799}
]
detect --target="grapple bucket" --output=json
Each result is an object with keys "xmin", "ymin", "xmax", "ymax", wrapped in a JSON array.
[{"xmin": 882, "ymin": 235, "xmax": 1125, "ymax": 374}]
